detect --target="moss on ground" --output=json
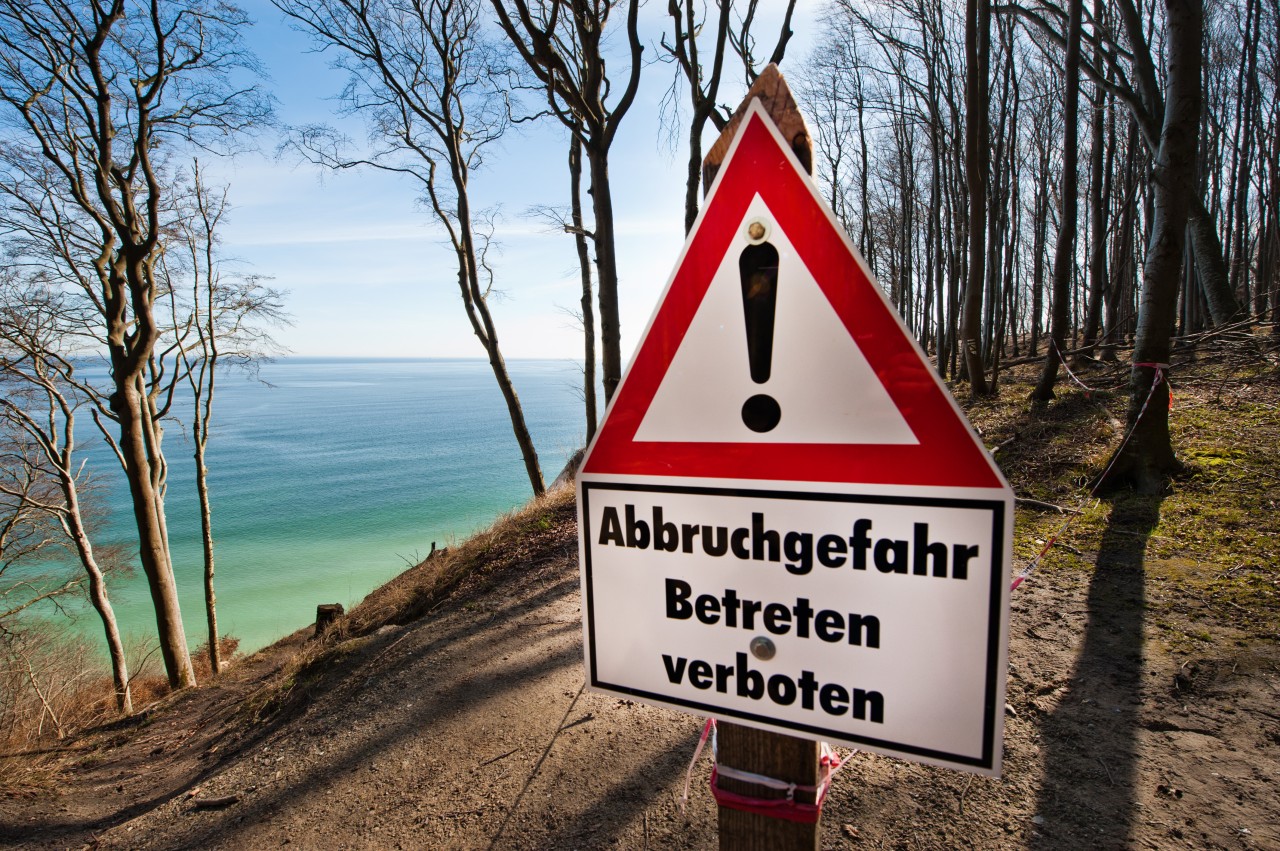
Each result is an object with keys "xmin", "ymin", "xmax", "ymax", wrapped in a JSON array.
[{"xmin": 963, "ymin": 353, "xmax": 1279, "ymax": 657}]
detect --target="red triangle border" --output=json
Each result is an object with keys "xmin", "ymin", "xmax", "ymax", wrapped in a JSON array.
[{"xmin": 582, "ymin": 109, "xmax": 1002, "ymax": 490}]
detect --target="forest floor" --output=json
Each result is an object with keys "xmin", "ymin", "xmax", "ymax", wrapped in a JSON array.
[{"xmin": 1, "ymin": 347, "xmax": 1278, "ymax": 850}]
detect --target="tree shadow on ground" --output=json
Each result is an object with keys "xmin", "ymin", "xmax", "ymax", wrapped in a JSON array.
[
  {"xmin": 485, "ymin": 684, "xmax": 704, "ymax": 851},
  {"xmin": 142, "ymin": 612, "xmax": 584, "ymax": 849},
  {"xmin": 1032, "ymin": 492, "xmax": 1162, "ymax": 850}
]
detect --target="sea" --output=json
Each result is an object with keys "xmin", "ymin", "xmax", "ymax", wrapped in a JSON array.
[{"xmin": 56, "ymin": 357, "xmax": 589, "ymax": 657}]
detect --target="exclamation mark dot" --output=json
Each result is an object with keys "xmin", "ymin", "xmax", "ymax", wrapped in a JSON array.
[{"xmin": 740, "ymin": 220, "xmax": 781, "ymax": 433}]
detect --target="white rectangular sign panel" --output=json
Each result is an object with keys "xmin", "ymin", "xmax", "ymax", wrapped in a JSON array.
[{"xmin": 579, "ymin": 481, "xmax": 1009, "ymax": 774}]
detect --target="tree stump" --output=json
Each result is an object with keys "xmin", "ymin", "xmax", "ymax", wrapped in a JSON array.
[{"xmin": 314, "ymin": 603, "xmax": 345, "ymax": 638}]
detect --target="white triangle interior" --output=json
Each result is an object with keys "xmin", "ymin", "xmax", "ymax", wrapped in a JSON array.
[{"xmin": 634, "ymin": 195, "xmax": 919, "ymax": 445}]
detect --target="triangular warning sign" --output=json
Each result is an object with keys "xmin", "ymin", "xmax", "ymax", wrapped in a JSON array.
[{"xmin": 582, "ymin": 101, "xmax": 1003, "ymax": 490}]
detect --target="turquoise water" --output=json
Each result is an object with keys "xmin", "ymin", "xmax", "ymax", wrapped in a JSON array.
[{"xmin": 62, "ymin": 358, "xmax": 588, "ymax": 655}]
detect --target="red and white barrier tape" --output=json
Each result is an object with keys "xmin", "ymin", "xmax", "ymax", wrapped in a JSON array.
[
  {"xmin": 680, "ymin": 718, "xmax": 852, "ymax": 824},
  {"xmin": 1050, "ymin": 337, "xmax": 1096, "ymax": 396}
]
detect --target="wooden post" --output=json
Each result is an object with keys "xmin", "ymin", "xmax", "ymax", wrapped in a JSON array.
[{"xmin": 701, "ymin": 65, "xmax": 821, "ymax": 851}]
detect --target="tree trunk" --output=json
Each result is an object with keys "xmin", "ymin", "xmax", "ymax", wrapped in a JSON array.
[
  {"xmin": 961, "ymin": 0, "xmax": 991, "ymax": 395},
  {"xmin": 114, "ymin": 374, "xmax": 194, "ymax": 689},
  {"xmin": 60, "ymin": 472, "xmax": 131, "ymax": 714},
  {"xmin": 448, "ymin": 142, "xmax": 545, "ymax": 498},
  {"xmin": 1001, "ymin": 155, "xmax": 1021, "ymax": 364},
  {"xmin": 569, "ymin": 135, "xmax": 598, "ymax": 444},
  {"xmin": 1263, "ymin": 106, "xmax": 1280, "ymax": 330},
  {"xmin": 587, "ymin": 145, "xmax": 623, "ymax": 404},
  {"xmin": 927, "ymin": 50, "xmax": 945, "ymax": 369},
  {"xmin": 857, "ymin": 82, "xmax": 872, "ymax": 265},
  {"xmin": 1111, "ymin": 0, "xmax": 1239, "ymax": 334},
  {"xmin": 1033, "ymin": 0, "xmax": 1083, "ymax": 401},
  {"xmin": 1102, "ymin": 118, "xmax": 1143, "ymax": 361},
  {"xmin": 984, "ymin": 19, "xmax": 1014, "ymax": 379},
  {"xmin": 683, "ymin": 115, "xmax": 705, "ymax": 234},
  {"xmin": 196, "ymin": 432, "xmax": 219, "ymax": 676},
  {"xmin": 1031, "ymin": 152, "xmax": 1048, "ymax": 357},
  {"xmin": 1226, "ymin": 0, "xmax": 1259, "ymax": 309},
  {"xmin": 1079, "ymin": 11, "xmax": 1110, "ymax": 359},
  {"xmin": 1268, "ymin": 38, "xmax": 1280, "ymax": 334},
  {"xmin": 1101, "ymin": 0, "xmax": 1202, "ymax": 494},
  {"xmin": 487, "ymin": 335, "xmax": 545, "ymax": 495},
  {"xmin": 1187, "ymin": 196, "xmax": 1245, "ymax": 324},
  {"xmin": 463, "ymin": 264, "xmax": 545, "ymax": 496},
  {"xmin": 946, "ymin": 88, "xmax": 966, "ymax": 378}
]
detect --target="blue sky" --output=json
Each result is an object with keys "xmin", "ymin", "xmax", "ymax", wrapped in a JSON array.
[{"xmin": 216, "ymin": 1, "xmax": 817, "ymax": 359}]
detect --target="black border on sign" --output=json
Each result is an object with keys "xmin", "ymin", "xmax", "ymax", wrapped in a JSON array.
[{"xmin": 580, "ymin": 480, "xmax": 1007, "ymax": 770}]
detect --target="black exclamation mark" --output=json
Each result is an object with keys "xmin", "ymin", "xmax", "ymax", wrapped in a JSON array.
[{"xmin": 739, "ymin": 239, "xmax": 781, "ymax": 433}]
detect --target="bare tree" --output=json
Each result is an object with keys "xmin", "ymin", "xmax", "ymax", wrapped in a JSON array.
[
  {"xmin": 0, "ymin": 278, "xmax": 133, "ymax": 712},
  {"xmin": 1004, "ymin": 0, "xmax": 1246, "ymax": 326},
  {"xmin": 1031, "ymin": 0, "xmax": 1083, "ymax": 400},
  {"xmin": 523, "ymin": 130, "xmax": 599, "ymax": 444},
  {"xmin": 1021, "ymin": 0, "xmax": 1224, "ymax": 486},
  {"xmin": 489, "ymin": 0, "xmax": 643, "ymax": 404},
  {"xmin": 0, "ymin": 433, "xmax": 79, "ymax": 631},
  {"xmin": 277, "ymin": 0, "xmax": 546, "ymax": 496},
  {"xmin": 0, "ymin": 625, "xmax": 103, "ymax": 746},
  {"xmin": 724, "ymin": 0, "xmax": 798, "ymax": 88},
  {"xmin": 566, "ymin": 133, "xmax": 598, "ymax": 444},
  {"xmin": 163, "ymin": 163, "xmax": 287, "ymax": 677},
  {"xmin": 1077, "ymin": 0, "xmax": 1113, "ymax": 360},
  {"xmin": 797, "ymin": 19, "xmax": 863, "ymax": 240},
  {"xmin": 962, "ymin": 0, "xmax": 993, "ymax": 395},
  {"xmin": 662, "ymin": 1, "xmax": 800, "ymax": 233},
  {"xmin": 805, "ymin": 1, "xmax": 970, "ymax": 373},
  {"xmin": 663, "ymin": 0, "xmax": 734, "ymax": 233},
  {"xmin": 0, "ymin": 0, "xmax": 272, "ymax": 689},
  {"xmin": 1099, "ymin": 0, "xmax": 1204, "ymax": 492},
  {"xmin": 802, "ymin": 0, "xmax": 1271, "ymax": 466}
]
